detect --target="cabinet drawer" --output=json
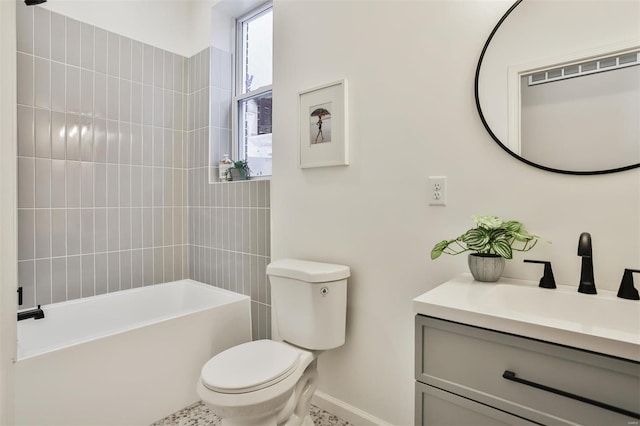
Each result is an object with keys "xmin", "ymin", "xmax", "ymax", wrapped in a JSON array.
[
  {"xmin": 416, "ymin": 315, "xmax": 640, "ymax": 426},
  {"xmin": 416, "ymin": 382, "xmax": 537, "ymax": 426}
]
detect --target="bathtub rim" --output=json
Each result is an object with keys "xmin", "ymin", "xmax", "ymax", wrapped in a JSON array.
[{"xmin": 17, "ymin": 280, "xmax": 250, "ymax": 361}]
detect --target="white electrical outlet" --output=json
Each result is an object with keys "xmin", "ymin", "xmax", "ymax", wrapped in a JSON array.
[{"xmin": 429, "ymin": 176, "xmax": 447, "ymax": 206}]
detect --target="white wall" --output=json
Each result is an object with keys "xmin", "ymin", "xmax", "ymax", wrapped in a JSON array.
[
  {"xmin": 1, "ymin": 2, "xmax": 18, "ymax": 423},
  {"xmin": 41, "ymin": 0, "xmax": 265, "ymax": 57},
  {"xmin": 41, "ymin": 0, "xmax": 234, "ymax": 57},
  {"xmin": 42, "ymin": 1, "xmax": 194, "ymax": 55},
  {"xmin": 271, "ymin": 1, "xmax": 640, "ymax": 425}
]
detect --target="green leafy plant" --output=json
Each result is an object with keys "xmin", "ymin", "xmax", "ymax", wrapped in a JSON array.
[
  {"xmin": 225, "ymin": 159, "xmax": 251, "ymax": 180},
  {"xmin": 431, "ymin": 215, "xmax": 544, "ymax": 260}
]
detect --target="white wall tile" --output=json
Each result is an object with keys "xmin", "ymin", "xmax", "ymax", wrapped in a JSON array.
[
  {"xmin": 50, "ymin": 209, "xmax": 66, "ymax": 257},
  {"xmin": 81, "ymin": 162, "xmax": 94, "ymax": 208},
  {"xmin": 50, "ymin": 12, "xmax": 66, "ymax": 64},
  {"xmin": 66, "ymin": 18, "xmax": 81, "ymax": 67},
  {"xmin": 34, "ymin": 57, "xmax": 51, "ymax": 109},
  {"xmin": 143, "ymin": 44, "xmax": 154, "ymax": 86},
  {"xmin": 16, "ymin": 3, "xmax": 34, "ymax": 55},
  {"xmin": 80, "ymin": 23, "xmax": 94, "ymax": 70},
  {"xmin": 66, "ymin": 113, "xmax": 81, "ymax": 160},
  {"xmin": 106, "ymin": 76, "xmax": 119, "ymax": 120},
  {"xmin": 93, "ymin": 118, "xmax": 107, "ymax": 162},
  {"xmin": 34, "ymin": 158, "xmax": 51, "ymax": 208},
  {"xmin": 94, "ymin": 209, "xmax": 107, "ymax": 252},
  {"xmin": 107, "ymin": 251, "xmax": 120, "ymax": 292},
  {"xmin": 18, "ymin": 210, "xmax": 35, "ymax": 261},
  {"xmin": 153, "ymin": 47, "xmax": 164, "ymax": 88},
  {"xmin": 131, "ymin": 41, "xmax": 143, "ymax": 83},
  {"xmin": 81, "ymin": 69, "xmax": 94, "ymax": 116},
  {"xmin": 35, "ymin": 209, "xmax": 51, "ymax": 258},
  {"xmin": 66, "ymin": 66, "xmax": 80, "ymax": 113},
  {"xmin": 17, "ymin": 157, "xmax": 35, "ymax": 209},
  {"xmin": 81, "ymin": 209, "xmax": 94, "ymax": 254},
  {"xmin": 50, "ymin": 159, "xmax": 65, "ymax": 208},
  {"xmin": 119, "ymin": 37, "xmax": 131, "ymax": 80},
  {"xmin": 35, "ymin": 258, "xmax": 52, "ymax": 305},
  {"xmin": 18, "ymin": 106, "xmax": 35, "ymax": 157},
  {"xmin": 119, "ymin": 208, "xmax": 131, "ymax": 250},
  {"xmin": 81, "ymin": 254, "xmax": 95, "ymax": 297},
  {"xmin": 50, "ymin": 111, "xmax": 65, "ymax": 159},
  {"xmin": 33, "ymin": 7, "xmax": 50, "ymax": 59},
  {"xmin": 120, "ymin": 250, "xmax": 132, "ymax": 290},
  {"xmin": 67, "ymin": 161, "xmax": 81, "ymax": 207},
  {"xmin": 81, "ymin": 117, "xmax": 94, "ymax": 164},
  {"xmin": 107, "ymin": 32, "xmax": 120, "ymax": 77},
  {"xmin": 67, "ymin": 256, "xmax": 82, "ymax": 300},
  {"xmin": 17, "ymin": 53, "xmax": 34, "ymax": 106},
  {"xmin": 50, "ymin": 261, "xmax": 68, "ymax": 301},
  {"xmin": 66, "ymin": 209, "xmax": 81, "ymax": 255},
  {"xmin": 119, "ymin": 79, "xmax": 131, "ymax": 123},
  {"xmin": 95, "ymin": 253, "xmax": 108, "ymax": 295}
]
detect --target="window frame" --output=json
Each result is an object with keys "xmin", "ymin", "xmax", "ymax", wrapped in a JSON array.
[{"xmin": 232, "ymin": 2, "xmax": 273, "ymax": 178}]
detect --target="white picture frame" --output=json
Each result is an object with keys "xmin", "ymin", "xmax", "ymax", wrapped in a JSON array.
[{"xmin": 298, "ymin": 79, "xmax": 348, "ymax": 168}]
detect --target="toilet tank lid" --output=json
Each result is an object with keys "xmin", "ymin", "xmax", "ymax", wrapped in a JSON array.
[{"xmin": 267, "ymin": 259, "xmax": 350, "ymax": 283}]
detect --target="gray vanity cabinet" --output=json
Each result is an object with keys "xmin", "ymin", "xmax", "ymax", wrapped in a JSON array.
[{"xmin": 415, "ymin": 315, "xmax": 640, "ymax": 426}]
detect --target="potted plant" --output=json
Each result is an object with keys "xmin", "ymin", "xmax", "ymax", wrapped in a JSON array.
[
  {"xmin": 431, "ymin": 215, "xmax": 545, "ymax": 282},
  {"xmin": 226, "ymin": 160, "xmax": 251, "ymax": 181}
]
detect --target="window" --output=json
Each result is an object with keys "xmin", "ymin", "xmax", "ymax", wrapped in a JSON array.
[{"xmin": 235, "ymin": 4, "xmax": 273, "ymax": 177}]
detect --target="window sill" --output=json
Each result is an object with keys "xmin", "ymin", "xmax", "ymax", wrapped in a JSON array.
[{"xmin": 207, "ymin": 176, "xmax": 271, "ymax": 184}]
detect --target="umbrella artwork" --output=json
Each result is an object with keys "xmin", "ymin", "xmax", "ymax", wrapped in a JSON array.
[
  {"xmin": 309, "ymin": 103, "xmax": 332, "ymax": 144},
  {"xmin": 298, "ymin": 80, "xmax": 347, "ymax": 168}
]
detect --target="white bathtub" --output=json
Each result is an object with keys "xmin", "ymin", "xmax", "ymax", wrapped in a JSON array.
[{"xmin": 15, "ymin": 280, "xmax": 251, "ymax": 426}]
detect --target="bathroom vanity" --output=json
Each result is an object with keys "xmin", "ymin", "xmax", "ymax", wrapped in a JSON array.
[{"xmin": 413, "ymin": 274, "xmax": 640, "ymax": 425}]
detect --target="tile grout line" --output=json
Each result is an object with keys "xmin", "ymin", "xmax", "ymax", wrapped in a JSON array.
[{"xmin": 48, "ymin": 9, "xmax": 53, "ymax": 305}]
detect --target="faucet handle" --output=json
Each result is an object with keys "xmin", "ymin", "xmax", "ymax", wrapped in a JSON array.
[
  {"xmin": 617, "ymin": 269, "xmax": 640, "ymax": 300},
  {"xmin": 524, "ymin": 260, "xmax": 556, "ymax": 289}
]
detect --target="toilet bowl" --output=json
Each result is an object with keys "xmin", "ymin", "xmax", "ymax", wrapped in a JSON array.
[
  {"xmin": 197, "ymin": 340, "xmax": 318, "ymax": 426},
  {"xmin": 197, "ymin": 259, "xmax": 350, "ymax": 426}
]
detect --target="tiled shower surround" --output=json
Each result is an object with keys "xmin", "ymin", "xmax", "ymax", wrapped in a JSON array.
[
  {"xmin": 187, "ymin": 48, "xmax": 271, "ymax": 340},
  {"xmin": 16, "ymin": 5, "xmax": 271, "ymax": 339}
]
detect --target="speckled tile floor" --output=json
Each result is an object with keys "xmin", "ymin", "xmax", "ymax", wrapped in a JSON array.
[{"xmin": 151, "ymin": 401, "xmax": 353, "ymax": 426}]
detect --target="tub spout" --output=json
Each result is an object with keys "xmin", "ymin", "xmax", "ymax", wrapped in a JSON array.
[{"xmin": 18, "ymin": 305, "xmax": 45, "ymax": 321}]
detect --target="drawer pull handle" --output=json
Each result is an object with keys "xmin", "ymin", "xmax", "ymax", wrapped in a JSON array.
[{"xmin": 502, "ymin": 370, "xmax": 640, "ymax": 419}]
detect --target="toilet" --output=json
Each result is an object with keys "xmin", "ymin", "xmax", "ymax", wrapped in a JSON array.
[{"xmin": 197, "ymin": 258, "xmax": 350, "ymax": 426}]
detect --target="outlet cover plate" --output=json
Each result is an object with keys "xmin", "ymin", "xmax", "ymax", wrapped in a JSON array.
[{"xmin": 429, "ymin": 176, "xmax": 447, "ymax": 206}]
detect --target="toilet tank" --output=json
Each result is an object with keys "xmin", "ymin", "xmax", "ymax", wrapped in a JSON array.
[{"xmin": 266, "ymin": 259, "xmax": 350, "ymax": 350}]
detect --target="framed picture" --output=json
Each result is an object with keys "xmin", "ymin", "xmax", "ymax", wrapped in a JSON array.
[{"xmin": 298, "ymin": 79, "xmax": 348, "ymax": 168}]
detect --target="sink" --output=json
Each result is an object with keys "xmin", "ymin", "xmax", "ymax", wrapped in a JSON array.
[
  {"xmin": 482, "ymin": 284, "xmax": 640, "ymax": 337},
  {"xmin": 413, "ymin": 273, "xmax": 640, "ymax": 362}
]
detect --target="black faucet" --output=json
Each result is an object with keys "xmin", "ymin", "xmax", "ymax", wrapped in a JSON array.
[
  {"xmin": 523, "ymin": 260, "xmax": 556, "ymax": 289},
  {"xmin": 618, "ymin": 269, "xmax": 640, "ymax": 300},
  {"xmin": 17, "ymin": 305, "xmax": 45, "ymax": 321},
  {"xmin": 577, "ymin": 232, "xmax": 596, "ymax": 294}
]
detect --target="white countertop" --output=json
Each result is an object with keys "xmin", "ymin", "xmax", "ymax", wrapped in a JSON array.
[{"xmin": 413, "ymin": 273, "xmax": 640, "ymax": 362}]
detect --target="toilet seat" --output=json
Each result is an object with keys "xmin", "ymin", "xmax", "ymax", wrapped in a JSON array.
[{"xmin": 201, "ymin": 340, "xmax": 302, "ymax": 394}]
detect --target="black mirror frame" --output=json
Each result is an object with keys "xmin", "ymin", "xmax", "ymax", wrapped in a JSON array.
[{"xmin": 474, "ymin": 0, "xmax": 640, "ymax": 176}]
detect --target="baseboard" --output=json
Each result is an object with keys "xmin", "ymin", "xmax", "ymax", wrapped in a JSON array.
[{"xmin": 311, "ymin": 391, "xmax": 392, "ymax": 426}]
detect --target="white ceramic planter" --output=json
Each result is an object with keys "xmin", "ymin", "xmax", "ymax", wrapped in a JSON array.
[{"xmin": 467, "ymin": 253, "xmax": 505, "ymax": 282}]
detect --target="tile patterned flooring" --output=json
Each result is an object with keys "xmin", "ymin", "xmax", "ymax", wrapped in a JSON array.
[{"xmin": 152, "ymin": 401, "xmax": 353, "ymax": 426}]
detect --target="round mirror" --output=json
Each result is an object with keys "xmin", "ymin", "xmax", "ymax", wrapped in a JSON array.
[{"xmin": 475, "ymin": 0, "xmax": 640, "ymax": 175}]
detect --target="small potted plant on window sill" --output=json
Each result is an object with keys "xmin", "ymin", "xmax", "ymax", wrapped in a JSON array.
[
  {"xmin": 430, "ymin": 215, "xmax": 546, "ymax": 282},
  {"xmin": 226, "ymin": 160, "xmax": 251, "ymax": 181}
]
